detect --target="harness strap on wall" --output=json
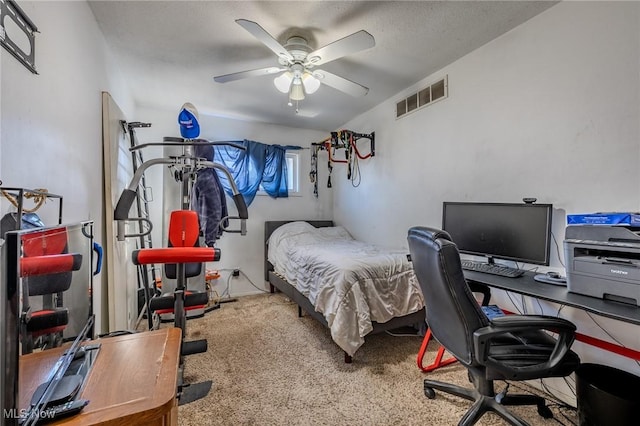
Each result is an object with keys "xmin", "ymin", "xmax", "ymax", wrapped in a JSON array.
[{"xmin": 309, "ymin": 129, "xmax": 374, "ymax": 197}]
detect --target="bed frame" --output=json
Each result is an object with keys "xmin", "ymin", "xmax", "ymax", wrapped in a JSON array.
[{"xmin": 264, "ymin": 220, "xmax": 426, "ymax": 363}]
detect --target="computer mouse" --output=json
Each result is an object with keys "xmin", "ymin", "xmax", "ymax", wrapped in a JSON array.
[{"xmin": 546, "ymin": 271, "xmax": 561, "ymax": 279}]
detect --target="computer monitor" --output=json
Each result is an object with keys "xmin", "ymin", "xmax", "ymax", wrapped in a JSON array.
[{"xmin": 442, "ymin": 202, "xmax": 553, "ymax": 266}]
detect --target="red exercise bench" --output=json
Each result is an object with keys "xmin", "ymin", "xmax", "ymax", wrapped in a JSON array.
[{"xmin": 132, "ymin": 210, "xmax": 219, "ymax": 354}]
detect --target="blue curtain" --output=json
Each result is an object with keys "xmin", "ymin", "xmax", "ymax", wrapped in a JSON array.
[{"xmin": 214, "ymin": 140, "xmax": 301, "ymax": 206}]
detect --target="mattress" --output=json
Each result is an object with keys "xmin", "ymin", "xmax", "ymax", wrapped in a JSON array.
[{"xmin": 267, "ymin": 221, "xmax": 424, "ymax": 356}]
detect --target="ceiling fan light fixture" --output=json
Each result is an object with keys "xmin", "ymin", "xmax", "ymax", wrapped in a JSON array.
[
  {"xmin": 302, "ymin": 73, "xmax": 320, "ymax": 94},
  {"xmin": 289, "ymin": 82, "xmax": 305, "ymax": 101},
  {"xmin": 274, "ymin": 72, "xmax": 293, "ymax": 93}
]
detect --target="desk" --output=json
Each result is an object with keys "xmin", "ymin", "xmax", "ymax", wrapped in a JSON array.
[
  {"xmin": 464, "ymin": 270, "xmax": 640, "ymax": 359},
  {"xmin": 19, "ymin": 328, "xmax": 181, "ymax": 425},
  {"xmin": 464, "ymin": 270, "xmax": 640, "ymax": 325}
]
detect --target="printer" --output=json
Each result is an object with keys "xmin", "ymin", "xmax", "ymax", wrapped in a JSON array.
[{"xmin": 565, "ymin": 217, "xmax": 640, "ymax": 306}]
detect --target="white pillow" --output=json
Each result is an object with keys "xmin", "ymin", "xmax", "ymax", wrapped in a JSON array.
[
  {"xmin": 267, "ymin": 221, "xmax": 316, "ymax": 247},
  {"xmin": 267, "ymin": 221, "xmax": 317, "ymax": 268},
  {"xmin": 316, "ymin": 226, "xmax": 353, "ymax": 241}
]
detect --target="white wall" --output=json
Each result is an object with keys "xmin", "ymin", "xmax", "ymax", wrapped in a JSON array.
[
  {"xmin": 131, "ymin": 106, "xmax": 332, "ymax": 297},
  {"xmin": 0, "ymin": 1, "xmax": 134, "ymax": 334},
  {"xmin": 335, "ymin": 1, "xmax": 640, "ymax": 402},
  {"xmin": 336, "ymin": 1, "xmax": 639, "ymax": 250}
]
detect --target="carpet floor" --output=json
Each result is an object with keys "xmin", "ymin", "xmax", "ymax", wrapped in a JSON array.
[{"xmin": 176, "ymin": 293, "xmax": 577, "ymax": 425}]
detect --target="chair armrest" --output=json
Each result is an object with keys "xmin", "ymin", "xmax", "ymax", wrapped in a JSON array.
[
  {"xmin": 473, "ymin": 315, "xmax": 576, "ymax": 378},
  {"xmin": 468, "ymin": 281, "xmax": 491, "ymax": 306}
]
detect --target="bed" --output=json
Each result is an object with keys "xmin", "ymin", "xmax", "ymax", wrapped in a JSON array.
[{"xmin": 264, "ymin": 220, "xmax": 426, "ymax": 362}]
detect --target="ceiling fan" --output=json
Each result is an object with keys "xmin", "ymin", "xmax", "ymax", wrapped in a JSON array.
[{"xmin": 213, "ymin": 19, "xmax": 375, "ymax": 106}]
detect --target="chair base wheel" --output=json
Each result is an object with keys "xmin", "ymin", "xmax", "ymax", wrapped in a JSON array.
[
  {"xmin": 424, "ymin": 385, "xmax": 436, "ymax": 399},
  {"xmin": 537, "ymin": 405, "xmax": 553, "ymax": 419}
]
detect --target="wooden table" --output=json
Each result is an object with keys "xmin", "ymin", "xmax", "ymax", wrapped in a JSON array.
[{"xmin": 19, "ymin": 328, "xmax": 181, "ymax": 425}]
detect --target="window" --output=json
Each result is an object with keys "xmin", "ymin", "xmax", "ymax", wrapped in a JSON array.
[
  {"xmin": 285, "ymin": 151, "xmax": 300, "ymax": 194},
  {"xmin": 214, "ymin": 141, "xmax": 300, "ymax": 205},
  {"xmin": 258, "ymin": 151, "xmax": 300, "ymax": 196}
]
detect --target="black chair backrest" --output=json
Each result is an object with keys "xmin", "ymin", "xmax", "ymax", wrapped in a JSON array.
[{"xmin": 407, "ymin": 226, "xmax": 490, "ymax": 366}]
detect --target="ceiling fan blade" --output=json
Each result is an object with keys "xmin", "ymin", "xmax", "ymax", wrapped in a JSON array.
[
  {"xmin": 306, "ymin": 30, "xmax": 375, "ymax": 67},
  {"xmin": 313, "ymin": 70, "xmax": 369, "ymax": 97},
  {"xmin": 214, "ymin": 67, "xmax": 284, "ymax": 83},
  {"xmin": 236, "ymin": 19, "xmax": 293, "ymax": 62}
]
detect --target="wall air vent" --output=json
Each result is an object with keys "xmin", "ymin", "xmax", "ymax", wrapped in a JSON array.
[{"xmin": 396, "ymin": 75, "xmax": 448, "ymax": 119}]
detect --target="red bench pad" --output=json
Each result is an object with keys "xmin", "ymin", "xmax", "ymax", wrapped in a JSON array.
[{"xmin": 132, "ymin": 247, "xmax": 217, "ymax": 265}]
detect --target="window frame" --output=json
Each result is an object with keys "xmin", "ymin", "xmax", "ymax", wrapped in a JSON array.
[{"xmin": 257, "ymin": 151, "xmax": 301, "ymax": 197}]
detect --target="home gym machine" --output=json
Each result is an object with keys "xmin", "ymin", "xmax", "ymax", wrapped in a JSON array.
[{"xmin": 114, "ymin": 137, "xmax": 248, "ymax": 403}]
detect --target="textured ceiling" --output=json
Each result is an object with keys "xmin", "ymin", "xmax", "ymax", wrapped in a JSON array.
[{"xmin": 89, "ymin": 1, "xmax": 557, "ymax": 131}]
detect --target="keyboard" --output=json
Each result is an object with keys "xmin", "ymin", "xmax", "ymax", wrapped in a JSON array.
[{"xmin": 461, "ymin": 260, "xmax": 524, "ymax": 278}]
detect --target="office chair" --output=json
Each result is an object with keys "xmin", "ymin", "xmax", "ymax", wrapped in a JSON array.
[
  {"xmin": 417, "ymin": 281, "xmax": 491, "ymax": 372},
  {"xmin": 407, "ymin": 227, "xmax": 580, "ymax": 426}
]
